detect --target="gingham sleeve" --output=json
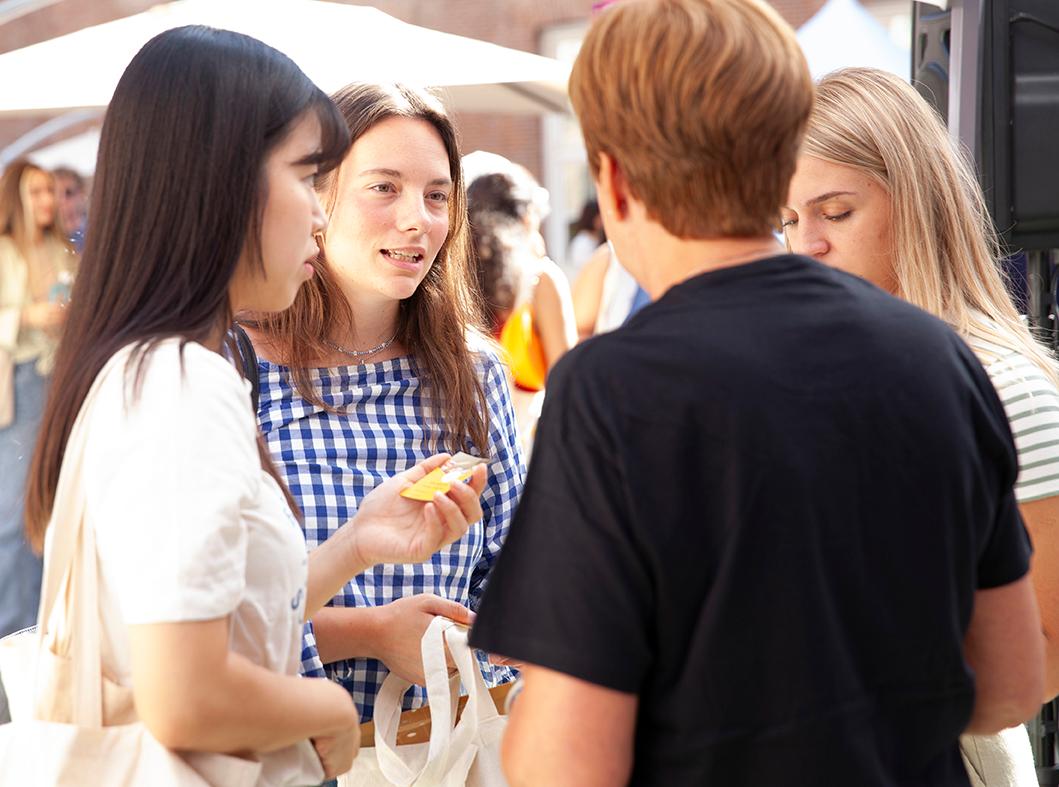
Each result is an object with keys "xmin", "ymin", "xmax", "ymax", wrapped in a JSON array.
[
  {"xmin": 983, "ymin": 350, "xmax": 1059, "ymax": 503},
  {"xmin": 300, "ymin": 620, "xmax": 327, "ymax": 678},
  {"xmin": 468, "ymin": 348, "xmax": 526, "ymax": 611}
]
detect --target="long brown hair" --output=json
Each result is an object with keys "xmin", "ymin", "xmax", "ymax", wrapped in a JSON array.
[
  {"xmin": 24, "ymin": 26, "xmax": 349, "ymax": 550},
  {"xmin": 254, "ymin": 83, "xmax": 490, "ymax": 453},
  {"xmin": 0, "ymin": 159, "xmax": 69, "ymax": 256}
]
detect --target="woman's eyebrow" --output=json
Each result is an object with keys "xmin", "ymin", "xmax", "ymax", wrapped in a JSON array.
[
  {"xmin": 359, "ymin": 168, "xmax": 451, "ymax": 187},
  {"xmin": 807, "ymin": 190, "xmax": 856, "ymax": 206}
]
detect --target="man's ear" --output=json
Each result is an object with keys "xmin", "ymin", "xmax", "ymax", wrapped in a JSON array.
[{"xmin": 596, "ymin": 151, "xmax": 630, "ymax": 221}]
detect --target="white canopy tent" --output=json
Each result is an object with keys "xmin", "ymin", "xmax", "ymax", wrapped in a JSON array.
[
  {"xmin": 0, "ymin": 0, "xmax": 571, "ymax": 169},
  {"xmin": 796, "ymin": 0, "xmax": 909, "ymax": 81}
]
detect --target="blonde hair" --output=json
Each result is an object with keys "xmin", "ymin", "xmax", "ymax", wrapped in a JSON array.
[
  {"xmin": 802, "ymin": 67, "xmax": 1059, "ymax": 387},
  {"xmin": 569, "ymin": 0, "xmax": 813, "ymax": 239}
]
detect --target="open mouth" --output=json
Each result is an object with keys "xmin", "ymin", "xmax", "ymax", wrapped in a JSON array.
[{"xmin": 382, "ymin": 249, "xmax": 424, "ymax": 264}]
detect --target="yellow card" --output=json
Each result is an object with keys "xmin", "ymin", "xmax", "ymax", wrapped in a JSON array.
[{"xmin": 400, "ymin": 452, "xmax": 489, "ymax": 501}]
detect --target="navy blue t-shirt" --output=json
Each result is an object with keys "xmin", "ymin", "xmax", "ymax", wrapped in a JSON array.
[{"xmin": 471, "ymin": 254, "xmax": 1030, "ymax": 786}]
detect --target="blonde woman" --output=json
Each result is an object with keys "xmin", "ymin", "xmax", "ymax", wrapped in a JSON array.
[
  {"xmin": 783, "ymin": 66, "xmax": 1059, "ymax": 786},
  {"xmin": 0, "ymin": 159, "xmax": 76, "ymax": 643}
]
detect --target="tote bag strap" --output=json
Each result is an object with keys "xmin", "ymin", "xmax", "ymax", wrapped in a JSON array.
[
  {"xmin": 374, "ymin": 616, "xmax": 475, "ymax": 785},
  {"xmin": 424, "ymin": 623, "xmax": 500, "ymax": 770},
  {"xmin": 33, "ymin": 348, "xmax": 130, "ymax": 725},
  {"xmin": 444, "ymin": 625, "xmax": 501, "ymax": 727}
]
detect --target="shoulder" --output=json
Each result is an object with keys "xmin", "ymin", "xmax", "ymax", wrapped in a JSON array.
[
  {"xmin": 543, "ymin": 331, "xmax": 626, "ymax": 414},
  {"xmin": 531, "ymin": 257, "xmax": 570, "ymax": 304},
  {"xmin": 98, "ymin": 339, "xmax": 252, "ymax": 421},
  {"xmin": 974, "ymin": 341, "xmax": 1059, "ymax": 406},
  {"xmin": 533, "ymin": 256, "xmax": 567, "ymax": 290},
  {"xmin": 466, "ymin": 329, "xmax": 507, "ymax": 383}
]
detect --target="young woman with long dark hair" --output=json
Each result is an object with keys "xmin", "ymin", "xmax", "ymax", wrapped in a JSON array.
[{"xmin": 22, "ymin": 28, "xmax": 486, "ymax": 785}]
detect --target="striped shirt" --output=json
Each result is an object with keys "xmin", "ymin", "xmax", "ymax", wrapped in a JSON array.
[
  {"xmin": 257, "ymin": 338, "xmax": 525, "ymax": 720},
  {"xmin": 970, "ymin": 336, "xmax": 1059, "ymax": 503}
]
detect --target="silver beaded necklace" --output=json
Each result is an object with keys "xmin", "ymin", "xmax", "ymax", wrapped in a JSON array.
[{"xmin": 324, "ymin": 331, "xmax": 398, "ymax": 359}]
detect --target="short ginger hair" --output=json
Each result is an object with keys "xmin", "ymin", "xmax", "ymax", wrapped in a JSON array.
[{"xmin": 569, "ymin": 0, "xmax": 814, "ymax": 238}]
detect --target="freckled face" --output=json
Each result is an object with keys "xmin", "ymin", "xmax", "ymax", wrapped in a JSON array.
[
  {"xmin": 322, "ymin": 116, "xmax": 452, "ymax": 303},
  {"xmin": 782, "ymin": 155, "xmax": 896, "ymax": 293}
]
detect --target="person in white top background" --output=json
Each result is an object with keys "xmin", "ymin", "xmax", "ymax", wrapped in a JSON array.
[
  {"xmin": 783, "ymin": 67, "xmax": 1059, "ymax": 787},
  {"xmin": 19, "ymin": 25, "xmax": 487, "ymax": 787}
]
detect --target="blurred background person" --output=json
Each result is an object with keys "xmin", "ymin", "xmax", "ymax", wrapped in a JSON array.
[
  {"xmin": 0, "ymin": 159, "xmax": 76, "ymax": 640},
  {"xmin": 783, "ymin": 66, "xmax": 1059, "ymax": 787},
  {"xmin": 564, "ymin": 198, "xmax": 604, "ymax": 281},
  {"xmin": 466, "ymin": 154, "xmax": 577, "ymax": 454},
  {"xmin": 572, "ymin": 241, "xmax": 651, "ymax": 341},
  {"xmin": 52, "ymin": 166, "xmax": 88, "ymax": 253}
]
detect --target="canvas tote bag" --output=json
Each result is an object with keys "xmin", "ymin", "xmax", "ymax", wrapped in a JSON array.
[
  {"xmin": 960, "ymin": 727, "xmax": 1039, "ymax": 787},
  {"xmin": 0, "ymin": 351, "xmax": 261, "ymax": 786},
  {"xmin": 340, "ymin": 616, "xmax": 508, "ymax": 787}
]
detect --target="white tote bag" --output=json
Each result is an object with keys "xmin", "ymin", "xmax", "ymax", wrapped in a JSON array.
[
  {"xmin": 960, "ymin": 727, "xmax": 1039, "ymax": 787},
  {"xmin": 340, "ymin": 616, "xmax": 508, "ymax": 787},
  {"xmin": 0, "ymin": 354, "xmax": 261, "ymax": 787}
]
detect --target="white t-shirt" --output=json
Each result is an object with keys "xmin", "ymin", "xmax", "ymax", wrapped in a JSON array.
[{"xmin": 80, "ymin": 340, "xmax": 322, "ymax": 787}]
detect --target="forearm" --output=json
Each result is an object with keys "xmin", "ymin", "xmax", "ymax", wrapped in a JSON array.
[
  {"xmin": 502, "ymin": 667, "xmax": 636, "ymax": 787},
  {"xmin": 131, "ymin": 626, "xmax": 357, "ymax": 754},
  {"xmin": 305, "ymin": 525, "xmax": 371, "ymax": 617},
  {"xmin": 963, "ymin": 577, "xmax": 1044, "ymax": 734},
  {"xmin": 180, "ymin": 652, "xmax": 356, "ymax": 752},
  {"xmin": 312, "ymin": 606, "xmax": 384, "ymax": 664},
  {"xmin": 1019, "ymin": 497, "xmax": 1059, "ymax": 701},
  {"xmin": 1041, "ymin": 630, "xmax": 1059, "ymax": 702}
]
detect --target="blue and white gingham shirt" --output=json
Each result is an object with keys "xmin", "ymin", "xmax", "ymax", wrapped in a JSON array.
[{"xmin": 256, "ymin": 337, "xmax": 525, "ymax": 720}]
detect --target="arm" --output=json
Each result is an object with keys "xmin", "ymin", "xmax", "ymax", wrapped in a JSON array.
[
  {"xmin": 311, "ymin": 595, "xmax": 474, "ymax": 683},
  {"xmin": 1017, "ymin": 495, "xmax": 1059, "ymax": 700},
  {"xmin": 502, "ymin": 665, "xmax": 637, "ymax": 787},
  {"xmin": 963, "ymin": 574, "xmax": 1044, "ymax": 734},
  {"xmin": 571, "ymin": 244, "xmax": 611, "ymax": 342},
  {"xmin": 531, "ymin": 259, "xmax": 578, "ymax": 373},
  {"xmin": 303, "ymin": 457, "xmax": 487, "ymax": 617},
  {"xmin": 21, "ymin": 301, "xmax": 65, "ymax": 330},
  {"xmin": 128, "ymin": 617, "xmax": 357, "ymax": 753}
]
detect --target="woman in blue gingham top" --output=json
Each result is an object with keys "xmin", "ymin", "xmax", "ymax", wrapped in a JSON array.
[
  {"xmin": 250, "ymin": 82, "xmax": 526, "ymax": 724},
  {"xmin": 257, "ymin": 335, "xmax": 523, "ymax": 720}
]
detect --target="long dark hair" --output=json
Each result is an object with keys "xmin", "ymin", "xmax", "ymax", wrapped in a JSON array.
[
  {"xmin": 25, "ymin": 26, "xmax": 349, "ymax": 549},
  {"xmin": 254, "ymin": 83, "xmax": 490, "ymax": 454}
]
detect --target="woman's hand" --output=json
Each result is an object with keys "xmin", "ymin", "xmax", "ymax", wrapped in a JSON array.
[
  {"xmin": 312, "ymin": 722, "xmax": 361, "ymax": 780},
  {"xmin": 350, "ymin": 454, "xmax": 487, "ymax": 568},
  {"xmin": 375, "ymin": 594, "xmax": 475, "ymax": 685},
  {"xmin": 304, "ymin": 455, "xmax": 488, "ymax": 617},
  {"xmin": 21, "ymin": 301, "xmax": 65, "ymax": 330}
]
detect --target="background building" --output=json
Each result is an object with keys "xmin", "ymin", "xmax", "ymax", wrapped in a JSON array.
[{"xmin": 0, "ymin": 0, "xmax": 911, "ymax": 266}]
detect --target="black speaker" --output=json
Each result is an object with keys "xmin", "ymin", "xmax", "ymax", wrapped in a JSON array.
[{"xmin": 912, "ymin": 1, "xmax": 1059, "ymax": 252}]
